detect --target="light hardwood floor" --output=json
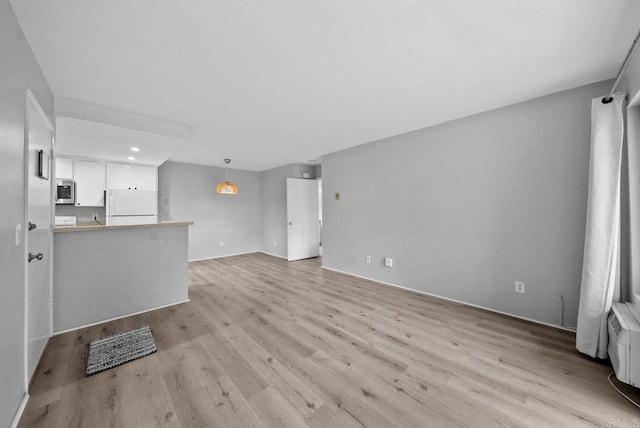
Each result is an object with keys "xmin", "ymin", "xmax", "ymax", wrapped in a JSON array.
[{"xmin": 20, "ymin": 252, "xmax": 640, "ymax": 427}]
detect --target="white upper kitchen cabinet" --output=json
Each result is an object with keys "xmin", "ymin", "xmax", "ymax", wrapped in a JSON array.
[
  {"xmin": 55, "ymin": 157, "xmax": 74, "ymax": 179},
  {"xmin": 106, "ymin": 163, "xmax": 157, "ymax": 190},
  {"xmin": 75, "ymin": 160, "xmax": 105, "ymax": 206}
]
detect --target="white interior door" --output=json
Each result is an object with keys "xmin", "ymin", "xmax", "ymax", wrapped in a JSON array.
[
  {"xmin": 25, "ymin": 91, "xmax": 53, "ymax": 384},
  {"xmin": 287, "ymin": 178, "xmax": 319, "ymax": 261},
  {"xmin": 317, "ymin": 179, "xmax": 323, "ymax": 256}
]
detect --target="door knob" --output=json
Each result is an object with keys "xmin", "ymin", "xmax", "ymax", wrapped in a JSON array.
[
  {"xmin": 28, "ymin": 253, "xmax": 44, "ymax": 262},
  {"xmin": 28, "ymin": 222, "xmax": 37, "ymax": 231}
]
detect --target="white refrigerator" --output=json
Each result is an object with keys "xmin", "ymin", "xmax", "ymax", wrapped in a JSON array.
[{"xmin": 106, "ymin": 189, "xmax": 158, "ymax": 226}]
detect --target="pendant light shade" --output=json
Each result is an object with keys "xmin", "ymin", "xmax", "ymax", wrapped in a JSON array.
[
  {"xmin": 216, "ymin": 181, "xmax": 238, "ymax": 195},
  {"xmin": 217, "ymin": 158, "xmax": 238, "ymax": 195}
]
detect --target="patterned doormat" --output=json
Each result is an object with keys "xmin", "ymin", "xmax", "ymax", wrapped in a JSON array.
[{"xmin": 86, "ymin": 325, "xmax": 157, "ymax": 376}]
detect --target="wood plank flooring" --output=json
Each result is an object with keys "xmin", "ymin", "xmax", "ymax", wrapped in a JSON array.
[{"xmin": 19, "ymin": 252, "xmax": 640, "ymax": 427}]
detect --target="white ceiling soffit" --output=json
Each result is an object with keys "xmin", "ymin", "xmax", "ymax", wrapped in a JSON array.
[
  {"xmin": 55, "ymin": 116, "xmax": 186, "ymax": 166},
  {"xmin": 11, "ymin": 0, "xmax": 640, "ymax": 171},
  {"xmin": 55, "ymin": 97, "xmax": 190, "ymax": 139}
]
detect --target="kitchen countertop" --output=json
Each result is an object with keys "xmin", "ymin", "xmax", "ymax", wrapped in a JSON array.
[{"xmin": 54, "ymin": 220, "xmax": 193, "ymax": 233}]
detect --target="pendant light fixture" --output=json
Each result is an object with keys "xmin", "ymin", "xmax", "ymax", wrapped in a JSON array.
[{"xmin": 216, "ymin": 158, "xmax": 238, "ymax": 195}]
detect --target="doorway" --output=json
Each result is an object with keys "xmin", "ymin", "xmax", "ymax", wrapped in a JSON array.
[
  {"xmin": 286, "ymin": 178, "xmax": 319, "ymax": 261},
  {"xmin": 317, "ymin": 178, "xmax": 323, "ymax": 256}
]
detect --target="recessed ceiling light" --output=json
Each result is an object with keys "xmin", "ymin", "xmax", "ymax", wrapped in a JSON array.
[
  {"xmin": 127, "ymin": 156, "xmax": 135, "ymax": 161},
  {"xmin": 130, "ymin": 147, "xmax": 140, "ymax": 152}
]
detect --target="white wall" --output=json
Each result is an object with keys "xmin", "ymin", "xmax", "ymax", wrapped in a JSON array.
[
  {"xmin": 259, "ymin": 164, "xmax": 316, "ymax": 258},
  {"xmin": 0, "ymin": 3, "xmax": 54, "ymax": 426},
  {"xmin": 158, "ymin": 161, "xmax": 261, "ymax": 260},
  {"xmin": 321, "ymin": 80, "xmax": 612, "ymax": 329}
]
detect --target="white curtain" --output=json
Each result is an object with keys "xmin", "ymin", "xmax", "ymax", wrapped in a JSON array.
[{"xmin": 576, "ymin": 94, "xmax": 625, "ymax": 359}]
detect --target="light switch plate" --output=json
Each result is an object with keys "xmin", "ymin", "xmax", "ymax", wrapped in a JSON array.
[{"xmin": 15, "ymin": 224, "xmax": 21, "ymax": 246}]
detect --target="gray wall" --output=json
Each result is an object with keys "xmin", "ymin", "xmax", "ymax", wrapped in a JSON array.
[
  {"xmin": 0, "ymin": 3, "xmax": 54, "ymax": 426},
  {"xmin": 322, "ymin": 80, "xmax": 612, "ymax": 329},
  {"xmin": 621, "ymin": 45, "xmax": 640, "ymax": 101},
  {"xmin": 158, "ymin": 161, "xmax": 261, "ymax": 260},
  {"xmin": 259, "ymin": 164, "xmax": 316, "ymax": 258},
  {"xmin": 53, "ymin": 225, "xmax": 189, "ymax": 332}
]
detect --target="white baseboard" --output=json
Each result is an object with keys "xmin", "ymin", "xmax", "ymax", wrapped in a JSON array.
[
  {"xmin": 53, "ymin": 298, "xmax": 191, "ymax": 336},
  {"xmin": 10, "ymin": 392, "xmax": 29, "ymax": 428},
  {"xmin": 191, "ymin": 250, "xmax": 288, "ymax": 261},
  {"xmin": 321, "ymin": 266, "xmax": 576, "ymax": 333},
  {"xmin": 258, "ymin": 250, "xmax": 287, "ymax": 260},
  {"xmin": 189, "ymin": 251, "xmax": 259, "ymax": 262}
]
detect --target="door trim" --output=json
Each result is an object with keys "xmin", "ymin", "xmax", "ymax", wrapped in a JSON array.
[{"xmin": 23, "ymin": 89, "xmax": 54, "ymax": 391}]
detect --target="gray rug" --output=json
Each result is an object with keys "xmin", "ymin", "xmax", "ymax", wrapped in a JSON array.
[{"xmin": 86, "ymin": 325, "xmax": 157, "ymax": 376}]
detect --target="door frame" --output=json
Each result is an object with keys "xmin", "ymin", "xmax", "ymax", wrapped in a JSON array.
[{"xmin": 23, "ymin": 89, "xmax": 54, "ymax": 390}]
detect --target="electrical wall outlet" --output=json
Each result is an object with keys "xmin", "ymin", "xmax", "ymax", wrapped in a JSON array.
[
  {"xmin": 515, "ymin": 281, "xmax": 525, "ymax": 294},
  {"xmin": 365, "ymin": 255, "xmax": 371, "ymax": 264},
  {"xmin": 92, "ymin": 213, "xmax": 99, "ymax": 220},
  {"xmin": 273, "ymin": 240, "xmax": 278, "ymax": 247},
  {"xmin": 384, "ymin": 257, "xmax": 393, "ymax": 267},
  {"xmin": 219, "ymin": 241, "xmax": 224, "ymax": 247}
]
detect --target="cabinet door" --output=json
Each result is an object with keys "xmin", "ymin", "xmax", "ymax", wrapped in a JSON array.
[
  {"xmin": 55, "ymin": 157, "xmax": 74, "ymax": 179},
  {"xmin": 106, "ymin": 163, "xmax": 132, "ymax": 190},
  {"xmin": 131, "ymin": 165, "xmax": 157, "ymax": 190},
  {"xmin": 107, "ymin": 163, "xmax": 157, "ymax": 190},
  {"xmin": 75, "ymin": 160, "xmax": 105, "ymax": 206}
]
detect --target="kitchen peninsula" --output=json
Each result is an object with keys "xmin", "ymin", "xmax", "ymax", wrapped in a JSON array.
[{"xmin": 53, "ymin": 221, "xmax": 192, "ymax": 333}]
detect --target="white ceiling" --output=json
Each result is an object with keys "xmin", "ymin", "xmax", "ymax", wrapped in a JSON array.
[
  {"xmin": 10, "ymin": 0, "xmax": 640, "ymax": 171},
  {"xmin": 55, "ymin": 116, "xmax": 186, "ymax": 166}
]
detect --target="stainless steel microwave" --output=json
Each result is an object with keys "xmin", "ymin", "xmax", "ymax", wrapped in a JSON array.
[{"xmin": 55, "ymin": 179, "xmax": 75, "ymax": 205}]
